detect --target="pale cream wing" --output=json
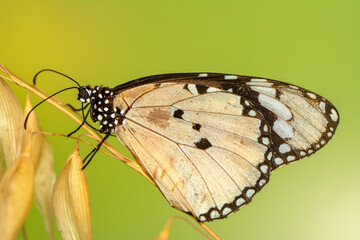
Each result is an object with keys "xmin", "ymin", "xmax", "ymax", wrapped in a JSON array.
[{"xmin": 114, "ymin": 83, "xmax": 273, "ymax": 221}]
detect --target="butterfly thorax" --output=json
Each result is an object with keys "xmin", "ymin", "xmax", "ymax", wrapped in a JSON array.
[{"xmin": 77, "ymin": 86, "xmax": 124, "ymax": 133}]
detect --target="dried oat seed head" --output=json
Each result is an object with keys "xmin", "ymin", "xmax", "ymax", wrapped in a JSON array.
[
  {"xmin": 0, "ymin": 145, "xmax": 34, "ymax": 240},
  {"xmin": 52, "ymin": 143, "xmax": 92, "ymax": 240},
  {"xmin": 0, "ymin": 78, "xmax": 23, "ymax": 170}
]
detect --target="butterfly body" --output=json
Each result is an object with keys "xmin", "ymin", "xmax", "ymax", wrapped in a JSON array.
[{"xmin": 78, "ymin": 73, "xmax": 339, "ymax": 222}]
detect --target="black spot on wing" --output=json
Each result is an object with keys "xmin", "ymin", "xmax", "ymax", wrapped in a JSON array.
[
  {"xmin": 184, "ymin": 84, "xmax": 190, "ymax": 92},
  {"xmin": 192, "ymin": 123, "xmax": 201, "ymax": 131},
  {"xmin": 173, "ymin": 109, "xmax": 184, "ymax": 119},
  {"xmin": 194, "ymin": 138, "xmax": 212, "ymax": 150},
  {"xmin": 196, "ymin": 84, "xmax": 208, "ymax": 94}
]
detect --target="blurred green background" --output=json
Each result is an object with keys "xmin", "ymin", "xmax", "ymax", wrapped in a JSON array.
[{"xmin": 1, "ymin": 0, "xmax": 359, "ymax": 239}]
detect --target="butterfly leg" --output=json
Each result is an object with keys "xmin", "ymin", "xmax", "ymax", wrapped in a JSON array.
[
  {"xmin": 67, "ymin": 107, "xmax": 92, "ymax": 137},
  {"xmin": 82, "ymin": 132, "xmax": 111, "ymax": 169},
  {"xmin": 68, "ymin": 103, "xmax": 90, "ymax": 111}
]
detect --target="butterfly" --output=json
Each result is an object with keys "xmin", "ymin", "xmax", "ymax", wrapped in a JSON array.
[{"xmin": 75, "ymin": 72, "xmax": 339, "ymax": 222}]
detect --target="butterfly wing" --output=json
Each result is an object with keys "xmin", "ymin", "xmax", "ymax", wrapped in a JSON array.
[
  {"xmin": 111, "ymin": 73, "xmax": 339, "ymax": 222},
  {"xmin": 237, "ymin": 77, "xmax": 339, "ymax": 168}
]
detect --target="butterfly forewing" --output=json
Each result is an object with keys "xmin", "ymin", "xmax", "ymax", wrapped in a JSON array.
[
  {"xmin": 239, "ymin": 78, "xmax": 339, "ymax": 168},
  {"xmin": 109, "ymin": 73, "xmax": 339, "ymax": 222}
]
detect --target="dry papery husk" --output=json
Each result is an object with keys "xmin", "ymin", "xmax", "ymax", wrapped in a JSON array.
[
  {"xmin": 34, "ymin": 134, "xmax": 56, "ymax": 240},
  {"xmin": 23, "ymin": 93, "xmax": 42, "ymax": 167},
  {"xmin": 23, "ymin": 94, "xmax": 56, "ymax": 239},
  {"xmin": 0, "ymin": 145, "xmax": 34, "ymax": 240},
  {"xmin": 52, "ymin": 143, "xmax": 92, "ymax": 240},
  {"xmin": 0, "ymin": 77, "xmax": 23, "ymax": 175}
]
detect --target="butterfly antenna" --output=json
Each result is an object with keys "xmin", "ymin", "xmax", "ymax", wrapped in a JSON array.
[
  {"xmin": 82, "ymin": 132, "xmax": 111, "ymax": 170},
  {"xmin": 24, "ymin": 86, "xmax": 79, "ymax": 129},
  {"xmin": 33, "ymin": 69, "xmax": 81, "ymax": 87}
]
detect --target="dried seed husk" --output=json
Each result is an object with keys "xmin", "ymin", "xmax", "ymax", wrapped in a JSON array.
[
  {"xmin": 0, "ymin": 145, "xmax": 34, "ymax": 240},
  {"xmin": 52, "ymin": 143, "xmax": 92, "ymax": 240},
  {"xmin": 34, "ymin": 135, "xmax": 55, "ymax": 240},
  {"xmin": 23, "ymin": 94, "xmax": 42, "ymax": 167},
  {"xmin": 0, "ymin": 78, "xmax": 23, "ymax": 171}
]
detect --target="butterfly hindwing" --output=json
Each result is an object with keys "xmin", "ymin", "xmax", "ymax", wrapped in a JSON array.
[{"xmin": 110, "ymin": 73, "xmax": 339, "ymax": 222}]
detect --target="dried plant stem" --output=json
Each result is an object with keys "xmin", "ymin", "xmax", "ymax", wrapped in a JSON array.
[
  {"xmin": 160, "ymin": 216, "xmax": 215, "ymax": 240},
  {"xmin": 198, "ymin": 221, "xmax": 221, "ymax": 240},
  {"xmin": 34, "ymin": 131, "xmax": 129, "ymax": 163}
]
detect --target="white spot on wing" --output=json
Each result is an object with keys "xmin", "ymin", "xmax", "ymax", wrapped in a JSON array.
[
  {"xmin": 287, "ymin": 155, "xmax": 296, "ymax": 161},
  {"xmin": 210, "ymin": 210, "xmax": 220, "ymax": 219},
  {"xmin": 247, "ymin": 82, "xmax": 273, "ymax": 87},
  {"xmin": 279, "ymin": 143, "xmax": 291, "ymax": 153},
  {"xmin": 307, "ymin": 92, "xmax": 317, "ymax": 99},
  {"xmin": 224, "ymin": 75, "xmax": 238, "ymax": 80},
  {"xmin": 236, "ymin": 197, "xmax": 245, "ymax": 207},
  {"xmin": 206, "ymin": 87, "xmax": 219, "ymax": 93},
  {"xmin": 274, "ymin": 157, "xmax": 284, "ymax": 165},
  {"xmin": 319, "ymin": 102, "xmax": 326, "ymax": 113},
  {"xmin": 258, "ymin": 94, "xmax": 292, "ymax": 120},
  {"xmin": 246, "ymin": 189, "xmax": 255, "ymax": 198},
  {"xmin": 187, "ymin": 84, "xmax": 198, "ymax": 95},
  {"xmin": 250, "ymin": 86, "xmax": 276, "ymax": 97},
  {"xmin": 222, "ymin": 207, "xmax": 232, "ymax": 216},
  {"xmin": 260, "ymin": 165, "xmax": 268, "ymax": 174},
  {"xmin": 262, "ymin": 137, "xmax": 270, "ymax": 145},
  {"xmin": 259, "ymin": 179, "xmax": 266, "ymax": 187},
  {"xmin": 248, "ymin": 110, "xmax": 256, "ymax": 116},
  {"xmin": 273, "ymin": 117, "xmax": 294, "ymax": 139},
  {"xmin": 199, "ymin": 73, "xmax": 208, "ymax": 77},
  {"xmin": 251, "ymin": 78, "xmax": 267, "ymax": 82},
  {"xmin": 330, "ymin": 109, "xmax": 338, "ymax": 122},
  {"xmin": 263, "ymin": 125, "xmax": 268, "ymax": 132}
]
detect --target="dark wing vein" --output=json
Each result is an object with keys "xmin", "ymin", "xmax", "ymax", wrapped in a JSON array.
[{"xmin": 203, "ymin": 150, "xmax": 242, "ymax": 192}]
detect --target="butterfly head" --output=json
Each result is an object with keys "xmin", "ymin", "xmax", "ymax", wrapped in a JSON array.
[{"xmin": 77, "ymin": 86, "xmax": 93, "ymax": 103}]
